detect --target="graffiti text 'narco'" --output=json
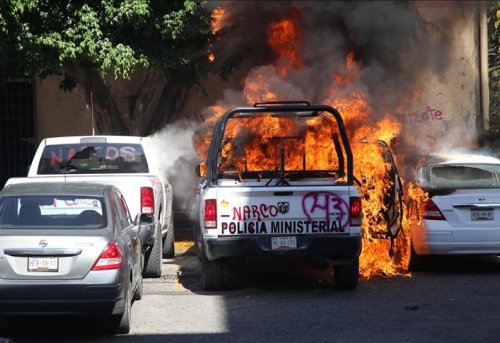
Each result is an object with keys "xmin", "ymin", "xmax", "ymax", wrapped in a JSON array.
[{"xmin": 232, "ymin": 204, "xmax": 279, "ymax": 221}]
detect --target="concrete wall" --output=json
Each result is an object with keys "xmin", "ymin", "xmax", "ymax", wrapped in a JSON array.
[
  {"xmin": 35, "ymin": 75, "xmax": 93, "ymax": 141},
  {"xmin": 401, "ymin": 2, "xmax": 487, "ymax": 155}
]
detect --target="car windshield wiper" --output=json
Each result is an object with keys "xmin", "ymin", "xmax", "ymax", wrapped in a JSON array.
[{"xmin": 57, "ymin": 164, "xmax": 79, "ymax": 173}]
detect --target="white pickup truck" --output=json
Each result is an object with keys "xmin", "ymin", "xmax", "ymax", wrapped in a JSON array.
[
  {"xmin": 5, "ymin": 135, "xmax": 174, "ymax": 278},
  {"xmin": 195, "ymin": 101, "xmax": 362, "ymax": 290}
]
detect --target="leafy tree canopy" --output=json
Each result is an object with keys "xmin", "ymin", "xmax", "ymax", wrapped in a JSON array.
[
  {"xmin": 0, "ymin": 0, "xmax": 214, "ymax": 89},
  {"xmin": 489, "ymin": 1, "xmax": 500, "ymax": 74}
]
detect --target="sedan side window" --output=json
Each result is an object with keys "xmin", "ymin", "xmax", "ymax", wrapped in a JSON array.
[
  {"xmin": 113, "ymin": 191, "xmax": 131, "ymax": 228},
  {"xmin": 119, "ymin": 194, "xmax": 132, "ymax": 226}
]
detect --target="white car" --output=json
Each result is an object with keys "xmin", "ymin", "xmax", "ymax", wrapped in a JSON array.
[{"xmin": 409, "ymin": 153, "xmax": 500, "ymax": 269}]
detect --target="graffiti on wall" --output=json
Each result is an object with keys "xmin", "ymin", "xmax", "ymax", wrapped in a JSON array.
[
  {"xmin": 401, "ymin": 104, "xmax": 445, "ymax": 154},
  {"xmin": 402, "ymin": 105, "xmax": 444, "ymax": 124}
]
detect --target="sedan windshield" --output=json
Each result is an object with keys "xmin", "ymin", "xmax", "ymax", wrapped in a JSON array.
[
  {"xmin": 425, "ymin": 164, "xmax": 500, "ymax": 189},
  {"xmin": 0, "ymin": 195, "xmax": 106, "ymax": 229}
]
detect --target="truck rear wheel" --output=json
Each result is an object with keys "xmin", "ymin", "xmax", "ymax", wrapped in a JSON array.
[
  {"xmin": 143, "ymin": 224, "xmax": 162, "ymax": 278},
  {"xmin": 201, "ymin": 249, "xmax": 223, "ymax": 291},
  {"xmin": 162, "ymin": 214, "xmax": 175, "ymax": 258},
  {"xmin": 194, "ymin": 224, "xmax": 202, "ymax": 259},
  {"xmin": 334, "ymin": 258, "xmax": 359, "ymax": 290}
]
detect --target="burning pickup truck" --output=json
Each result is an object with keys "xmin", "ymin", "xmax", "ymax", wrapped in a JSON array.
[{"xmin": 194, "ymin": 101, "xmax": 363, "ymax": 290}]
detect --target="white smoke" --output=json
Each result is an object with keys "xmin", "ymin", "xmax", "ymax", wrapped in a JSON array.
[{"xmin": 144, "ymin": 121, "xmax": 201, "ymax": 218}]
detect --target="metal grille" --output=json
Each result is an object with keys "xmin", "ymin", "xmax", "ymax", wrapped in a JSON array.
[{"xmin": 0, "ymin": 80, "xmax": 36, "ymax": 188}]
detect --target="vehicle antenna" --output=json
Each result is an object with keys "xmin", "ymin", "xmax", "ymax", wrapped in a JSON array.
[{"xmin": 91, "ymin": 91, "xmax": 95, "ymax": 136}]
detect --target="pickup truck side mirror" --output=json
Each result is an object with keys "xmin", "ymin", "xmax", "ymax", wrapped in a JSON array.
[{"xmin": 134, "ymin": 213, "xmax": 154, "ymax": 225}]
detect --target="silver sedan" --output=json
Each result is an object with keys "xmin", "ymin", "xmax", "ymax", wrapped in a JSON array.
[{"xmin": 0, "ymin": 181, "xmax": 148, "ymax": 334}]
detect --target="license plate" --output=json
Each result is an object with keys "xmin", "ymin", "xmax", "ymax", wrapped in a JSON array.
[
  {"xmin": 28, "ymin": 257, "xmax": 58, "ymax": 272},
  {"xmin": 471, "ymin": 209, "xmax": 494, "ymax": 221},
  {"xmin": 271, "ymin": 236, "xmax": 297, "ymax": 250}
]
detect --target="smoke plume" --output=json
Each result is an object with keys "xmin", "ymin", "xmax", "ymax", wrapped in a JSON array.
[{"xmin": 144, "ymin": 121, "xmax": 201, "ymax": 218}]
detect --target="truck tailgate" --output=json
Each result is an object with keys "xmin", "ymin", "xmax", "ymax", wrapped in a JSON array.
[{"xmin": 214, "ymin": 185, "xmax": 355, "ymax": 236}]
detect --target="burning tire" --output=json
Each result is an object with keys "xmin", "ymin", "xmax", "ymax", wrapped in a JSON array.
[{"xmin": 334, "ymin": 259, "xmax": 359, "ymax": 290}]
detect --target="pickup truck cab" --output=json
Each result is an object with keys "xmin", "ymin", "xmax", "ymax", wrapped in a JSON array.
[
  {"xmin": 195, "ymin": 101, "xmax": 362, "ymax": 290},
  {"xmin": 6, "ymin": 135, "xmax": 174, "ymax": 278}
]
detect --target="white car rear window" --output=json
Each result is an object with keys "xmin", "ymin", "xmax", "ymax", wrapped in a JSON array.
[{"xmin": 427, "ymin": 164, "xmax": 500, "ymax": 189}]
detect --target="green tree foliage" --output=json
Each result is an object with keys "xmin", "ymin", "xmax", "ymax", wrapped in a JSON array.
[
  {"xmin": 486, "ymin": 1, "xmax": 500, "ymax": 139},
  {"xmin": 0, "ymin": 0, "xmax": 219, "ymax": 134},
  {"xmin": 477, "ymin": 1, "xmax": 500, "ymax": 147}
]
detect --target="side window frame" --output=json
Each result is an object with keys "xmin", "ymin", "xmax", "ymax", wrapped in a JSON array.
[
  {"xmin": 111, "ymin": 192, "xmax": 127, "ymax": 232},
  {"xmin": 113, "ymin": 190, "xmax": 131, "ymax": 229},
  {"xmin": 119, "ymin": 192, "xmax": 132, "ymax": 225}
]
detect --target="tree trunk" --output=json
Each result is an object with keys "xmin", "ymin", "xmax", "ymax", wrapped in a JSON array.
[
  {"xmin": 145, "ymin": 79, "xmax": 188, "ymax": 135},
  {"xmin": 128, "ymin": 69, "xmax": 167, "ymax": 136},
  {"xmin": 64, "ymin": 62, "xmax": 129, "ymax": 135},
  {"xmin": 64, "ymin": 63, "xmax": 190, "ymax": 136}
]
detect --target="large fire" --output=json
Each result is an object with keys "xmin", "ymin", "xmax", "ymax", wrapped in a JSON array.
[
  {"xmin": 268, "ymin": 14, "xmax": 303, "ymax": 77},
  {"xmin": 197, "ymin": 11, "xmax": 428, "ymax": 278}
]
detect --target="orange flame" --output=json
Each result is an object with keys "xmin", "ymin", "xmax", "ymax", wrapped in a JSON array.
[
  {"xmin": 268, "ymin": 14, "xmax": 303, "ymax": 77},
  {"xmin": 211, "ymin": 7, "xmax": 225, "ymax": 34}
]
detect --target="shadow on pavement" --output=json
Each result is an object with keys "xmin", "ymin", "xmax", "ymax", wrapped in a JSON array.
[{"xmin": 174, "ymin": 242, "xmax": 338, "ymax": 294}]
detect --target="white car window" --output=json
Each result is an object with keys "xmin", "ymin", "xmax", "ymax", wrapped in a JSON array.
[{"xmin": 428, "ymin": 164, "xmax": 500, "ymax": 189}]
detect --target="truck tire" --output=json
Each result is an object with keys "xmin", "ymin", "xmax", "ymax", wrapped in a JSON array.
[
  {"xmin": 194, "ymin": 224, "xmax": 202, "ymax": 259},
  {"xmin": 143, "ymin": 223, "xmax": 162, "ymax": 278},
  {"xmin": 201, "ymin": 248, "xmax": 223, "ymax": 291},
  {"xmin": 334, "ymin": 258, "xmax": 359, "ymax": 290},
  {"xmin": 162, "ymin": 214, "xmax": 175, "ymax": 258}
]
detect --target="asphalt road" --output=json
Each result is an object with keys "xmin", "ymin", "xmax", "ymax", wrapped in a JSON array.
[{"xmin": 3, "ymin": 230, "xmax": 500, "ymax": 343}]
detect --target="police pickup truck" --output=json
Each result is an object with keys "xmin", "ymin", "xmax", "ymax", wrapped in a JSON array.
[
  {"xmin": 195, "ymin": 101, "xmax": 362, "ymax": 290},
  {"xmin": 5, "ymin": 135, "xmax": 174, "ymax": 278}
]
